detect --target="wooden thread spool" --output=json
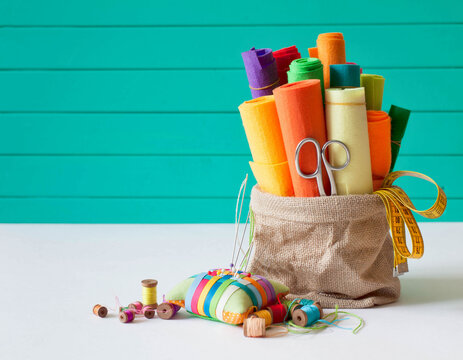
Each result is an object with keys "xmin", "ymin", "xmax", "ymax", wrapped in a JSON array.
[
  {"xmin": 119, "ymin": 309, "xmax": 135, "ymax": 323},
  {"xmin": 292, "ymin": 302, "xmax": 323, "ymax": 327},
  {"xmin": 141, "ymin": 279, "xmax": 158, "ymax": 309},
  {"xmin": 157, "ymin": 302, "xmax": 180, "ymax": 320},
  {"xmin": 289, "ymin": 302, "xmax": 302, "ymax": 317},
  {"xmin": 128, "ymin": 301, "xmax": 144, "ymax": 313},
  {"xmin": 93, "ymin": 304, "xmax": 108, "ymax": 318},
  {"xmin": 248, "ymin": 310, "xmax": 273, "ymax": 326},
  {"xmin": 243, "ymin": 317, "xmax": 266, "ymax": 338},
  {"xmin": 142, "ymin": 305, "xmax": 155, "ymax": 319},
  {"xmin": 266, "ymin": 304, "xmax": 287, "ymax": 324}
]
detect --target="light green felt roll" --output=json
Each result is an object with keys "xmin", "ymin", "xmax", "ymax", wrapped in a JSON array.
[{"xmin": 361, "ymin": 74, "xmax": 385, "ymax": 110}]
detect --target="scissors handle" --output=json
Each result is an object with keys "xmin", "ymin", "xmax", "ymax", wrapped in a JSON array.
[
  {"xmin": 321, "ymin": 140, "xmax": 350, "ymax": 196},
  {"xmin": 295, "ymin": 138, "xmax": 326, "ymax": 195},
  {"xmin": 295, "ymin": 138, "xmax": 321, "ymax": 179}
]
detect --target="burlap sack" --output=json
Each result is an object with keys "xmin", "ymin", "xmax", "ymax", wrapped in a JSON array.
[{"xmin": 248, "ymin": 186, "xmax": 400, "ymax": 308}]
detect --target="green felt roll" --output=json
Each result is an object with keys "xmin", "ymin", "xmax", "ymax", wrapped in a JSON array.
[
  {"xmin": 389, "ymin": 105, "xmax": 411, "ymax": 171},
  {"xmin": 287, "ymin": 58, "xmax": 324, "ymax": 101},
  {"xmin": 361, "ymin": 74, "xmax": 385, "ymax": 110}
]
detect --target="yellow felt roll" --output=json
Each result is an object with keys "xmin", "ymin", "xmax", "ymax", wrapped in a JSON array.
[
  {"xmin": 239, "ymin": 96, "xmax": 287, "ymax": 164},
  {"xmin": 325, "ymin": 88, "xmax": 373, "ymax": 195},
  {"xmin": 239, "ymin": 96, "xmax": 294, "ymax": 197},
  {"xmin": 249, "ymin": 161, "xmax": 294, "ymax": 197}
]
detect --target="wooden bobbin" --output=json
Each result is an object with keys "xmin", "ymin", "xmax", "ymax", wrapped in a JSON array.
[
  {"xmin": 141, "ymin": 279, "xmax": 158, "ymax": 288},
  {"xmin": 119, "ymin": 309, "xmax": 135, "ymax": 323},
  {"xmin": 128, "ymin": 301, "xmax": 143, "ymax": 311},
  {"xmin": 157, "ymin": 302, "xmax": 176, "ymax": 320},
  {"xmin": 244, "ymin": 317, "xmax": 266, "ymax": 338},
  {"xmin": 141, "ymin": 279, "xmax": 158, "ymax": 309},
  {"xmin": 93, "ymin": 304, "xmax": 108, "ymax": 318},
  {"xmin": 290, "ymin": 302, "xmax": 302, "ymax": 317},
  {"xmin": 143, "ymin": 306, "xmax": 155, "ymax": 319},
  {"xmin": 292, "ymin": 302, "xmax": 323, "ymax": 327}
]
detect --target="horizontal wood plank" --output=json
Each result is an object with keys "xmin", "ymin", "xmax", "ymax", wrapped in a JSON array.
[
  {"xmin": 0, "ymin": 197, "xmax": 457, "ymax": 223},
  {"xmin": 1, "ymin": 0, "xmax": 461, "ymax": 25},
  {"xmin": 1, "ymin": 25, "xmax": 462, "ymax": 68},
  {"xmin": 0, "ymin": 69, "xmax": 461, "ymax": 112},
  {"xmin": 0, "ymin": 155, "xmax": 457, "ymax": 198},
  {"xmin": 0, "ymin": 112, "xmax": 460, "ymax": 156}
]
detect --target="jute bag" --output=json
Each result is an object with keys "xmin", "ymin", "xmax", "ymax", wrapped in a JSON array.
[{"xmin": 248, "ymin": 186, "xmax": 400, "ymax": 308}]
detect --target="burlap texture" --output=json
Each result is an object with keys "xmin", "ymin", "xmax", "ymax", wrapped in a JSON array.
[{"xmin": 248, "ymin": 186, "xmax": 400, "ymax": 308}]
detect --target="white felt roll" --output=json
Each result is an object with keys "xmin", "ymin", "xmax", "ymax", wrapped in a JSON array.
[{"xmin": 325, "ymin": 88, "xmax": 373, "ymax": 195}]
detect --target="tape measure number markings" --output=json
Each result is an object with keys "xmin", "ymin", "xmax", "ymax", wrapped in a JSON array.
[{"xmin": 374, "ymin": 171, "xmax": 447, "ymax": 276}]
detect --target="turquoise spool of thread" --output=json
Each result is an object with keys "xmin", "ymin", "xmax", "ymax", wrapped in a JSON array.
[{"xmin": 292, "ymin": 302, "xmax": 323, "ymax": 327}]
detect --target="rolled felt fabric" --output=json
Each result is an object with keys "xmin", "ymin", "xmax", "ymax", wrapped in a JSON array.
[
  {"xmin": 308, "ymin": 47, "xmax": 318, "ymax": 58},
  {"xmin": 317, "ymin": 33, "xmax": 346, "ymax": 89},
  {"xmin": 330, "ymin": 64, "xmax": 361, "ymax": 88},
  {"xmin": 287, "ymin": 58, "xmax": 324, "ymax": 101},
  {"xmin": 361, "ymin": 74, "xmax": 385, "ymax": 111},
  {"xmin": 273, "ymin": 79, "xmax": 329, "ymax": 197},
  {"xmin": 325, "ymin": 87, "xmax": 373, "ymax": 195},
  {"xmin": 273, "ymin": 45, "xmax": 301, "ymax": 86},
  {"xmin": 367, "ymin": 110, "xmax": 391, "ymax": 191},
  {"xmin": 389, "ymin": 105, "xmax": 411, "ymax": 172},
  {"xmin": 242, "ymin": 48, "xmax": 280, "ymax": 98},
  {"xmin": 239, "ymin": 96, "xmax": 294, "ymax": 196},
  {"xmin": 346, "ymin": 62, "xmax": 363, "ymax": 74}
]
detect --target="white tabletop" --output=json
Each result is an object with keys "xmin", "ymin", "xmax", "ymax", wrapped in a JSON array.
[{"xmin": 0, "ymin": 223, "xmax": 462, "ymax": 360}]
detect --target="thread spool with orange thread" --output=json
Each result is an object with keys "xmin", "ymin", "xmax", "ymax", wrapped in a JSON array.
[{"xmin": 93, "ymin": 304, "xmax": 108, "ymax": 318}]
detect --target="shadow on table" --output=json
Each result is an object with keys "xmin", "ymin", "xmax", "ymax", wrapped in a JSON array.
[{"xmin": 396, "ymin": 276, "xmax": 463, "ymax": 306}]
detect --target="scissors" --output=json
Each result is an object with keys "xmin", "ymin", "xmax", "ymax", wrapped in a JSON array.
[{"xmin": 295, "ymin": 138, "xmax": 350, "ymax": 196}]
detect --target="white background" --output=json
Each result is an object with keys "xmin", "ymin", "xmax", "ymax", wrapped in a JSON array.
[{"xmin": 0, "ymin": 223, "xmax": 461, "ymax": 360}]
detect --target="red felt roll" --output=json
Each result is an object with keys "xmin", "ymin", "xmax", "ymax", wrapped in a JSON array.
[
  {"xmin": 273, "ymin": 45, "xmax": 301, "ymax": 86},
  {"xmin": 273, "ymin": 79, "xmax": 329, "ymax": 197}
]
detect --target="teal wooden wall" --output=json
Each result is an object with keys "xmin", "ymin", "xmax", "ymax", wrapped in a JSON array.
[{"xmin": 0, "ymin": 0, "xmax": 461, "ymax": 222}]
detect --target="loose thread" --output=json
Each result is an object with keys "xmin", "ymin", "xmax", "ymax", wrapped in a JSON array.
[{"xmin": 286, "ymin": 305, "xmax": 364, "ymax": 334}]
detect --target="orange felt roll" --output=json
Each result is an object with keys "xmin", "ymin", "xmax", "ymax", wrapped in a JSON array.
[
  {"xmin": 273, "ymin": 80, "xmax": 329, "ymax": 197},
  {"xmin": 239, "ymin": 96, "xmax": 294, "ymax": 197},
  {"xmin": 308, "ymin": 47, "xmax": 318, "ymax": 58},
  {"xmin": 367, "ymin": 110, "xmax": 392, "ymax": 191},
  {"xmin": 316, "ymin": 32, "xmax": 346, "ymax": 89}
]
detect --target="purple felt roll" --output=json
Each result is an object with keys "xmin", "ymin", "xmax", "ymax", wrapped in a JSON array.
[{"xmin": 242, "ymin": 48, "xmax": 280, "ymax": 98}]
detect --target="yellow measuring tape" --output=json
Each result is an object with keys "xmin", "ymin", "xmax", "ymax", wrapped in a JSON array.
[{"xmin": 374, "ymin": 171, "xmax": 447, "ymax": 277}]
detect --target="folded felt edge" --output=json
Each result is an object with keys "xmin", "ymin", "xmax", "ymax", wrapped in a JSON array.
[{"xmin": 249, "ymin": 160, "xmax": 295, "ymax": 197}]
